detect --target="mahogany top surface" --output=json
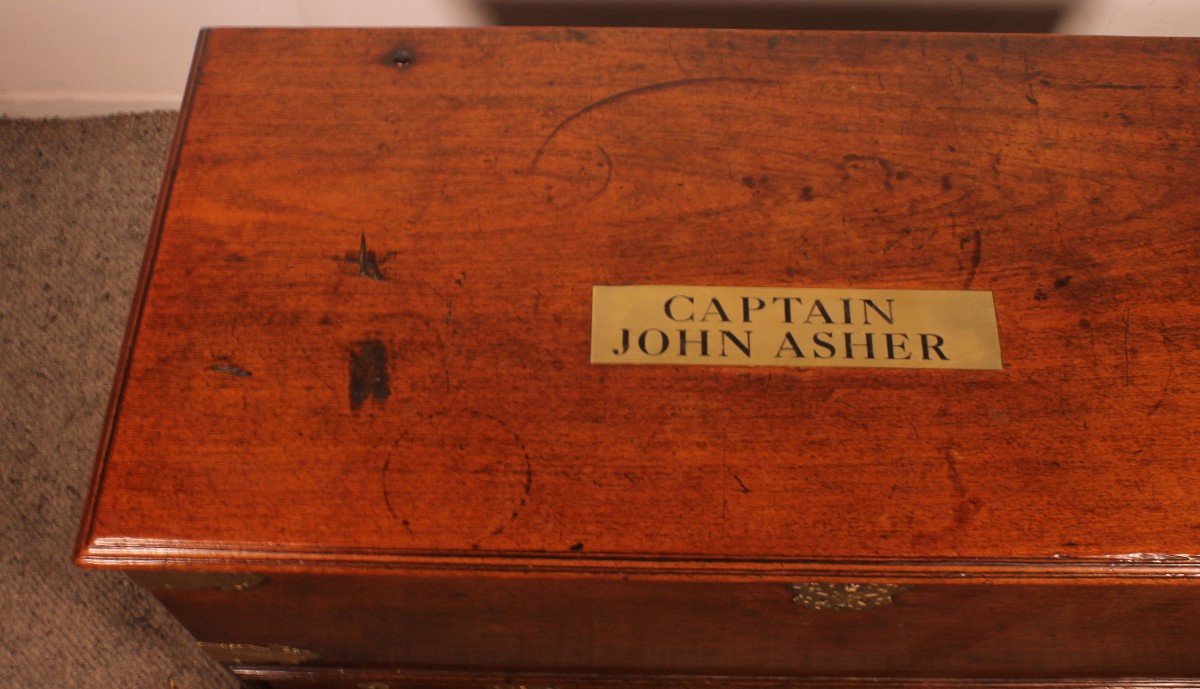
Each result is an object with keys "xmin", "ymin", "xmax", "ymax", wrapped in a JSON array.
[{"xmin": 77, "ymin": 28, "xmax": 1200, "ymax": 579}]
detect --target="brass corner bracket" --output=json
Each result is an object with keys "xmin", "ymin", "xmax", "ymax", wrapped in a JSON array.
[
  {"xmin": 198, "ymin": 642, "xmax": 319, "ymax": 665},
  {"xmin": 789, "ymin": 582, "xmax": 908, "ymax": 611},
  {"xmin": 128, "ymin": 571, "xmax": 265, "ymax": 592}
]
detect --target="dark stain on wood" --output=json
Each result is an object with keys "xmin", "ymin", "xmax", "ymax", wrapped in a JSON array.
[
  {"xmin": 209, "ymin": 358, "xmax": 252, "ymax": 377},
  {"xmin": 349, "ymin": 339, "xmax": 390, "ymax": 411},
  {"xmin": 841, "ymin": 154, "xmax": 895, "ymax": 191},
  {"xmin": 728, "ymin": 469, "xmax": 751, "ymax": 494}
]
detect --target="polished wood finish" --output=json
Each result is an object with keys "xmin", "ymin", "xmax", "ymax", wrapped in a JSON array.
[
  {"xmin": 146, "ymin": 573, "xmax": 1200, "ymax": 677},
  {"xmin": 77, "ymin": 26, "xmax": 1200, "ymax": 578},
  {"xmin": 75, "ymin": 27, "xmax": 1200, "ymax": 684}
]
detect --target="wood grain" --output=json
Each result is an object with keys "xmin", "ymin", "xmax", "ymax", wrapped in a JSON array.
[
  {"xmin": 144, "ymin": 573, "xmax": 1200, "ymax": 679},
  {"xmin": 76, "ymin": 28, "xmax": 1200, "ymax": 582}
]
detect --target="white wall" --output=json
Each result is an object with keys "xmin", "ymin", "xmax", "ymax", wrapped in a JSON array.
[
  {"xmin": 0, "ymin": 0, "xmax": 486, "ymax": 117},
  {"xmin": 2, "ymin": 0, "xmax": 1198, "ymax": 117}
]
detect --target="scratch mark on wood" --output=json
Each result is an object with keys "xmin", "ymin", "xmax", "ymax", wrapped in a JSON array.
[
  {"xmin": 337, "ymin": 233, "xmax": 395, "ymax": 280},
  {"xmin": 1121, "ymin": 309, "xmax": 1132, "ymax": 390},
  {"xmin": 727, "ymin": 468, "xmax": 751, "ymax": 494},
  {"xmin": 441, "ymin": 353, "xmax": 453, "ymax": 393},
  {"xmin": 724, "ymin": 472, "xmax": 744, "ymax": 494},
  {"xmin": 357, "ymin": 233, "xmax": 385, "ymax": 280},
  {"xmin": 1079, "ymin": 318, "xmax": 1100, "ymax": 367},
  {"xmin": 943, "ymin": 449, "xmax": 967, "ymax": 497},
  {"xmin": 961, "ymin": 229, "xmax": 982, "ymax": 289},
  {"xmin": 382, "ymin": 455, "xmax": 399, "ymax": 520},
  {"xmin": 464, "ymin": 409, "xmax": 535, "ymax": 528},
  {"xmin": 1145, "ymin": 320, "xmax": 1178, "ymax": 415},
  {"xmin": 349, "ymin": 339, "xmax": 390, "ymax": 411},
  {"xmin": 1053, "ymin": 82, "xmax": 1157, "ymax": 92},
  {"xmin": 942, "ymin": 448, "xmax": 979, "ymax": 527},
  {"xmin": 530, "ymin": 77, "xmax": 776, "ymax": 170},
  {"xmin": 586, "ymin": 145, "xmax": 614, "ymax": 201}
]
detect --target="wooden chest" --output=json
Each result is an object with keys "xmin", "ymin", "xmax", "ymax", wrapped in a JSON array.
[{"xmin": 76, "ymin": 27, "xmax": 1200, "ymax": 688}]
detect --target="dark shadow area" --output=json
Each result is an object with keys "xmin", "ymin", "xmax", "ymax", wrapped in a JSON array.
[{"xmin": 483, "ymin": 1, "xmax": 1068, "ymax": 33}]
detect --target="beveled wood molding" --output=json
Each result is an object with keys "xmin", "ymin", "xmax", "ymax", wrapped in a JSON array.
[
  {"xmin": 77, "ymin": 537, "xmax": 1200, "ymax": 582},
  {"xmin": 71, "ymin": 28, "xmax": 212, "ymax": 567}
]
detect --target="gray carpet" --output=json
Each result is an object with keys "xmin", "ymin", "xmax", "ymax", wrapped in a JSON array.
[{"xmin": 0, "ymin": 112, "xmax": 239, "ymax": 688}]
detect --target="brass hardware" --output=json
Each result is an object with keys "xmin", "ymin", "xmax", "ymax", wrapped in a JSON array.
[
  {"xmin": 197, "ymin": 642, "xmax": 319, "ymax": 665},
  {"xmin": 390, "ymin": 48, "xmax": 414, "ymax": 69},
  {"xmin": 789, "ymin": 583, "xmax": 907, "ymax": 611},
  {"xmin": 128, "ymin": 571, "xmax": 265, "ymax": 592},
  {"xmin": 358, "ymin": 684, "xmax": 390, "ymax": 689}
]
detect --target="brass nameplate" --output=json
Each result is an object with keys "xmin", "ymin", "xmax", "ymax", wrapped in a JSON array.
[{"xmin": 591, "ymin": 285, "xmax": 1001, "ymax": 370}]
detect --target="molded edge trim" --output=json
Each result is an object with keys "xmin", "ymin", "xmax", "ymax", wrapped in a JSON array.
[
  {"xmin": 71, "ymin": 28, "xmax": 212, "ymax": 566},
  {"xmin": 77, "ymin": 537, "xmax": 1200, "ymax": 582}
]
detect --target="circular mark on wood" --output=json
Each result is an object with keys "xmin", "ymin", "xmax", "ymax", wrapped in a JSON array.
[
  {"xmin": 382, "ymin": 409, "xmax": 533, "ymax": 543},
  {"xmin": 527, "ymin": 77, "xmax": 782, "ymax": 210}
]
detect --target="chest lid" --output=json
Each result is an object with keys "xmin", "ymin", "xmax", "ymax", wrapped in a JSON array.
[{"xmin": 77, "ymin": 28, "xmax": 1200, "ymax": 580}]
